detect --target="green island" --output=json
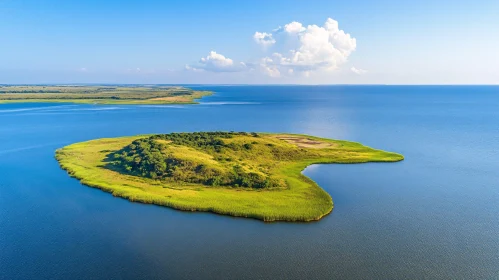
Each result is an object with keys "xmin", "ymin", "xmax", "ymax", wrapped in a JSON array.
[
  {"xmin": 56, "ymin": 132, "xmax": 404, "ymax": 222},
  {"xmin": 0, "ymin": 85, "xmax": 211, "ymax": 104}
]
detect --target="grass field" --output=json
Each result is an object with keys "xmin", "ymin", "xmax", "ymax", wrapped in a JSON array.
[
  {"xmin": 0, "ymin": 85, "xmax": 211, "ymax": 104},
  {"xmin": 55, "ymin": 133, "xmax": 404, "ymax": 222}
]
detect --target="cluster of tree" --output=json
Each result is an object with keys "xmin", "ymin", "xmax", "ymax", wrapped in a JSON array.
[
  {"xmin": 150, "ymin": 132, "xmax": 259, "ymax": 152},
  {"xmin": 110, "ymin": 132, "xmax": 285, "ymax": 189}
]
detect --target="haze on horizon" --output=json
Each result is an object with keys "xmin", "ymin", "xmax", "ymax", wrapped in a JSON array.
[{"xmin": 1, "ymin": 0, "xmax": 498, "ymax": 85}]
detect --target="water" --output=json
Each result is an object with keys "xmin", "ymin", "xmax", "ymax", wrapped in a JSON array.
[{"xmin": 0, "ymin": 86, "xmax": 498, "ymax": 279}]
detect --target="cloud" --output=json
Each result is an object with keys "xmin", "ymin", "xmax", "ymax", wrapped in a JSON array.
[
  {"xmin": 186, "ymin": 18, "xmax": 357, "ymax": 79},
  {"xmin": 184, "ymin": 64, "xmax": 203, "ymax": 72},
  {"xmin": 284, "ymin": 21, "xmax": 306, "ymax": 33},
  {"xmin": 253, "ymin": 32, "xmax": 275, "ymax": 47},
  {"xmin": 187, "ymin": 51, "xmax": 247, "ymax": 72},
  {"xmin": 351, "ymin": 67, "xmax": 367, "ymax": 75},
  {"xmin": 255, "ymin": 18, "xmax": 357, "ymax": 77},
  {"xmin": 259, "ymin": 57, "xmax": 280, "ymax": 77}
]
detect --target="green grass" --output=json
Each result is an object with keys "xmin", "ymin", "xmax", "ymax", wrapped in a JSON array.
[
  {"xmin": 0, "ymin": 85, "xmax": 212, "ymax": 104},
  {"xmin": 55, "ymin": 133, "xmax": 404, "ymax": 222}
]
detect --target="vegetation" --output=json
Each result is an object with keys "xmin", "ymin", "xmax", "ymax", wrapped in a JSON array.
[
  {"xmin": 56, "ymin": 132, "xmax": 404, "ymax": 222},
  {"xmin": 0, "ymin": 85, "xmax": 211, "ymax": 104}
]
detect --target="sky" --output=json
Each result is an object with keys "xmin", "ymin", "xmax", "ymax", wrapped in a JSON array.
[{"xmin": 1, "ymin": 0, "xmax": 498, "ymax": 84}]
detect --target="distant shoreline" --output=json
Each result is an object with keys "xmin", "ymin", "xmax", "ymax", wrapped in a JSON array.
[{"xmin": 0, "ymin": 85, "xmax": 212, "ymax": 105}]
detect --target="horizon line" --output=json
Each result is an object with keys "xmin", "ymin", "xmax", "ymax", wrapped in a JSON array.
[{"xmin": 1, "ymin": 83, "xmax": 498, "ymax": 86}]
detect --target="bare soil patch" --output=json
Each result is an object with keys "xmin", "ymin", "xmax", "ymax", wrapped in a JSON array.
[{"xmin": 276, "ymin": 135, "xmax": 335, "ymax": 149}]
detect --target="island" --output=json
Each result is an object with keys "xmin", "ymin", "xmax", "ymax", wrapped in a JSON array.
[
  {"xmin": 56, "ymin": 132, "xmax": 404, "ymax": 222},
  {"xmin": 0, "ymin": 85, "xmax": 211, "ymax": 104}
]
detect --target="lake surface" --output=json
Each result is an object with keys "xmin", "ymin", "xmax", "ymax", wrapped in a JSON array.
[{"xmin": 0, "ymin": 86, "xmax": 498, "ymax": 279}]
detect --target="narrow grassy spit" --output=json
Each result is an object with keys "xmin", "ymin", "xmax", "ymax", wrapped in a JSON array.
[
  {"xmin": 56, "ymin": 132, "xmax": 403, "ymax": 222},
  {"xmin": 0, "ymin": 85, "xmax": 211, "ymax": 104}
]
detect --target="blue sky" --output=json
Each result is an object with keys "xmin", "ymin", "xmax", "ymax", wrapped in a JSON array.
[{"xmin": 1, "ymin": 0, "xmax": 498, "ymax": 84}]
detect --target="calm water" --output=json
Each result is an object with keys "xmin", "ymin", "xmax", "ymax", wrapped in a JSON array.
[{"xmin": 0, "ymin": 86, "xmax": 498, "ymax": 279}]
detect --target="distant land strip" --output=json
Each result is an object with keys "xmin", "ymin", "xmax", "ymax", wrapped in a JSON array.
[{"xmin": 0, "ymin": 85, "xmax": 212, "ymax": 105}]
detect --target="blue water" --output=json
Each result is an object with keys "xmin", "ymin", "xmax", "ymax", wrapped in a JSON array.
[{"xmin": 0, "ymin": 86, "xmax": 498, "ymax": 279}]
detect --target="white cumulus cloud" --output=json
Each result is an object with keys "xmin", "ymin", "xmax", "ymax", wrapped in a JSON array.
[
  {"xmin": 259, "ymin": 57, "xmax": 281, "ymax": 77},
  {"xmin": 253, "ymin": 32, "xmax": 275, "ymax": 47},
  {"xmin": 284, "ymin": 21, "xmax": 306, "ymax": 33},
  {"xmin": 255, "ymin": 18, "xmax": 357, "ymax": 77},
  {"xmin": 186, "ymin": 18, "xmax": 357, "ymax": 79},
  {"xmin": 187, "ymin": 51, "xmax": 247, "ymax": 72},
  {"xmin": 351, "ymin": 67, "xmax": 367, "ymax": 75}
]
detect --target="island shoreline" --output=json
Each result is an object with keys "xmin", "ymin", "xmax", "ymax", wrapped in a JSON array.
[{"xmin": 55, "ymin": 133, "xmax": 404, "ymax": 222}]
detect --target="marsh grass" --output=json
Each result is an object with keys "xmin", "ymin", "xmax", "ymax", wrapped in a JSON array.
[{"xmin": 55, "ymin": 133, "xmax": 403, "ymax": 222}]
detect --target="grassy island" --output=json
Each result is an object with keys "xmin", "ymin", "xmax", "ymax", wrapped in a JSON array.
[
  {"xmin": 0, "ymin": 85, "xmax": 211, "ymax": 104},
  {"xmin": 56, "ymin": 132, "xmax": 403, "ymax": 222}
]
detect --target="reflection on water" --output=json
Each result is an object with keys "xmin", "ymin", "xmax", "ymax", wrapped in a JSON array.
[{"xmin": 0, "ymin": 86, "xmax": 498, "ymax": 280}]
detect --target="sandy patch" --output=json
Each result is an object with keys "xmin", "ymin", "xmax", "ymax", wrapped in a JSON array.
[{"xmin": 275, "ymin": 135, "xmax": 335, "ymax": 149}]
